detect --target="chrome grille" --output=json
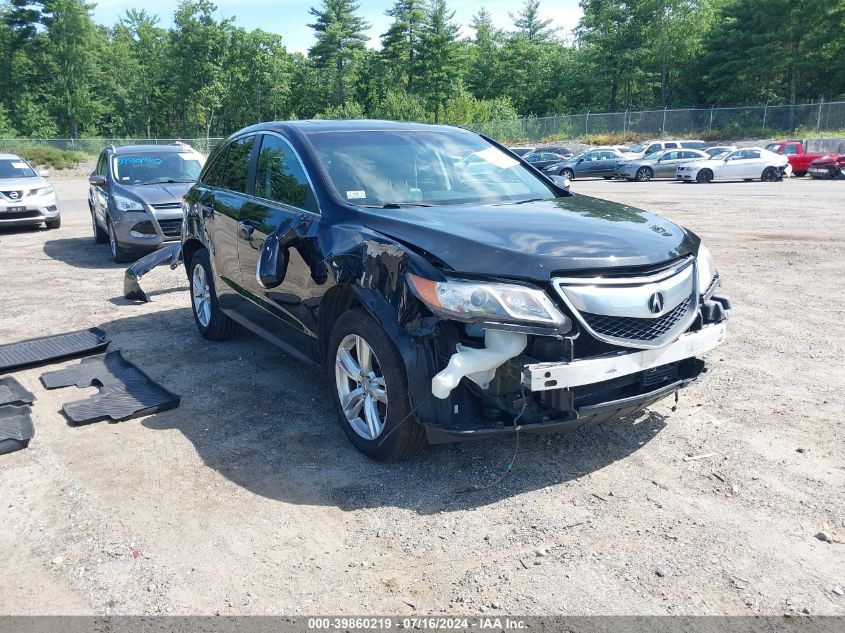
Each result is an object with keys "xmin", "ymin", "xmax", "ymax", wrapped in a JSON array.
[
  {"xmin": 553, "ymin": 257, "xmax": 699, "ymax": 349},
  {"xmin": 152, "ymin": 202, "xmax": 182, "ymax": 210},
  {"xmin": 581, "ymin": 300, "xmax": 690, "ymax": 342}
]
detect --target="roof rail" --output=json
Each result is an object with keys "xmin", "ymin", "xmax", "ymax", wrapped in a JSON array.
[{"xmin": 107, "ymin": 143, "xmax": 116, "ymax": 152}]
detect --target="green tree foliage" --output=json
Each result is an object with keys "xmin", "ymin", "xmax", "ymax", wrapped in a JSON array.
[
  {"xmin": 307, "ymin": 0, "xmax": 369, "ymax": 105},
  {"xmin": 416, "ymin": 0, "xmax": 460, "ymax": 122},
  {"xmin": 0, "ymin": 0, "xmax": 841, "ymax": 139}
]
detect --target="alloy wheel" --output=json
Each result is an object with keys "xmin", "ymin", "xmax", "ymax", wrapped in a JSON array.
[
  {"xmin": 192, "ymin": 263, "xmax": 212, "ymax": 327},
  {"xmin": 334, "ymin": 333, "xmax": 388, "ymax": 441}
]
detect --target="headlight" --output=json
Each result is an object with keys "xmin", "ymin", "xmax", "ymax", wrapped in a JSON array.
[
  {"xmin": 407, "ymin": 273, "xmax": 571, "ymax": 330},
  {"xmin": 697, "ymin": 244, "xmax": 718, "ymax": 294},
  {"xmin": 113, "ymin": 195, "xmax": 145, "ymax": 212},
  {"xmin": 29, "ymin": 186, "xmax": 54, "ymax": 197}
]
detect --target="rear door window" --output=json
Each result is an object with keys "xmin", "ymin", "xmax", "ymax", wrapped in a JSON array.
[{"xmin": 221, "ymin": 135, "xmax": 257, "ymax": 193}]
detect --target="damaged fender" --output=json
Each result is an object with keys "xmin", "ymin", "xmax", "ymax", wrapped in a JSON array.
[{"xmin": 124, "ymin": 243, "xmax": 183, "ymax": 302}]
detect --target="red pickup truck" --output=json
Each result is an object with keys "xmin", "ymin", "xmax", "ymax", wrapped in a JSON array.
[{"xmin": 765, "ymin": 141, "xmax": 828, "ymax": 177}]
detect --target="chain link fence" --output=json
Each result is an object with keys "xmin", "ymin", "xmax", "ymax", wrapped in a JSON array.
[
  {"xmin": 0, "ymin": 137, "xmax": 224, "ymax": 156},
  {"xmin": 1, "ymin": 100, "xmax": 843, "ymax": 151},
  {"xmin": 471, "ymin": 100, "xmax": 845, "ymax": 143}
]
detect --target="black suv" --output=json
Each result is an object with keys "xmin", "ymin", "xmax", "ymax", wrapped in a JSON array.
[
  {"xmin": 183, "ymin": 120, "xmax": 730, "ymax": 461},
  {"xmin": 89, "ymin": 144, "xmax": 205, "ymax": 262}
]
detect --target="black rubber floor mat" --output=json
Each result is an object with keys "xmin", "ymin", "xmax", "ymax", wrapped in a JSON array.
[
  {"xmin": 40, "ymin": 351, "xmax": 180, "ymax": 425},
  {"xmin": 0, "ymin": 376, "xmax": 35, "ymax": 406},
  {"xmin": 0, "ymin": 328, "xmax": 110, "ymax": 372},
  {"xmin": 0, "ymin": 404, "xmax": 35, "ymax": 455}
]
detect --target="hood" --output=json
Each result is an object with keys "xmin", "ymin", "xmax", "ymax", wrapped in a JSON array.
[
  {"xmin": 358, "ymin": 196, "xmax": 698, "ymax": 280},
  {"xmin": 810, "ymin": 154, "xmax": 844, "ymax": 166},
  {"xmin": 115, "ymin": 182, "xmax": 192, "ymax": 206},
  {"xmin": 0, "ymin": 176, "xmax": 49, "ymax": 190}
]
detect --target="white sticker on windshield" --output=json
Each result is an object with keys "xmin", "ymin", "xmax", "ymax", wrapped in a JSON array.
[
  {"xmin": 474, "ymin": 147, "xmax": 519, "ymax": 169},
  {"xmin": 346, "ymin": 190, "xmax": 366, "ymax": 199},
  {"xmin": 178, "ymin": 152, "xmax": 199, "ymax": 161},
  {"xmin": 11, "ymin": 162, "xmax": 27, "ymax": 169}
]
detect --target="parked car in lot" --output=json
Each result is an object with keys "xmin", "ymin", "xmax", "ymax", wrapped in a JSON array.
[
  {"xmin": 765, "ymin": 140, "xmax": 828, "ymax": 177},
  {"xmin": 616, "ymin": 149, "xmax": 710, "ymax": 181},
  {"xmin": 89, "ymin": 143, "xmax": 205, "ymax": 262},
  {"xmin": 182, "ymin": 120, "xmax": 730, "ymax": 460},
  {"xmin": 540, "ymin": 145, "xmax": 574, "ymax": 157},
  {"xmin": 522, "ymin": 150, "xmax": 571, "ymax": 171},
  {"xmin": 0, "ymin": 153, "xmax": 60, "ymax": 230},
  {"xmin": 704, "ymin": 145, "xmax": 737, "ymax": 157},
  {"xmin": 676, "ymin": 147, "xmax": 790, "ymax": 183},
  {"xmin": 808, "ymin": 153, "xmax": 845, "ymax": 179},
  {"xmin": 507, "ymin": 146, "xmax": 535, "ymax": 157},
  {"xmin": 621, "ymin": 140, "xmax": 685, "ymax": 159},
  {"xmin": 543, "ymin": 147, "xmax": 626, "ymax": 179}
]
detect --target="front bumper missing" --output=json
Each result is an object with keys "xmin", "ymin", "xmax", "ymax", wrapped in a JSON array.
[{"xmin": 524, "ymin": 322, "xmax": 726, "ymax": 392}]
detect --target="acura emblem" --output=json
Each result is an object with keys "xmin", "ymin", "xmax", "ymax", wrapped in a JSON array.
[
  {"xmin": 648, "ymin": 291, "xmax": 665, "ymax": 314},
  {"xmin": 9, "ymin": 191, "xmax": 19, "ymax": 200}
]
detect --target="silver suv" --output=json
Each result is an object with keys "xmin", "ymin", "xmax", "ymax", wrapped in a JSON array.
[
  {"xmin": 0, "ymin": 154, "xmax": 60, "ymax": 230},
  {"xmin": 88, "ymin": 144, "xmax": 205, "ymax": 262}
]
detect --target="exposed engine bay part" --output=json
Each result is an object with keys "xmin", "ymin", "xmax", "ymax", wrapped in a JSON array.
[
  {"xmin": 40, "ymin": 351, "xmax": 180, "ymax": 425},
  {"xmin": 0, "ymin": 328, "xmax": 110, "ymax": 373},
  {"xmin": 0, "ymin": 404, "xmax": 35, "ymax": 455},
  {"xmin": 0, "ymin": 376, "xmax": 35, "ymax": 407},
  {"xmin": 124, "ymin": 243, "xmax": 183, "ymax": 302},
  {"xmin": 431, "ymin": 329, "xmax": 528, "ymax": 399}
]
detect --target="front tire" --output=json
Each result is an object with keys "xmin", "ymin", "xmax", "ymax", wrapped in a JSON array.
[
  {"xmin": 45, "ymin": 216, "xmax": 61, "ymax": 230},
  {"xmin": 188, "ymin": 249, "xmax": 239, "ymax": 340},
  {"xmin": 696, "ymin": 169, "xmax": 713, "ymax": 183},
  {"xmin": 761, "ymin": 167, "xmax": 779, "ymax": 182},
  {"xmin": 635, "ymin": 167, "xmax": 653, "ymax": 182},
  {"xmin": 560, "ymin": 168, "xmax": 574, "ymax": 180},
  {"xmin": 108, "ymin": 220, "xmax": 133, "ymax": 263},
  {"xmin": 328, "ymin": 309, "xmax": 427, "ymax": 461}
]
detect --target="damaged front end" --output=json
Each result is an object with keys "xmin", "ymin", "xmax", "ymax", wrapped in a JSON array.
[
  {"xmin": 124, "ymin": 243, "xmax": 183, "ymax": 302},
  {"xmin": 398, "ymin": 256, "xmax": 730, "ymax": 444}
]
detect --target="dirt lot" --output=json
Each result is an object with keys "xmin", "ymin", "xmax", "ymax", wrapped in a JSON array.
[{"xmin": 0, "ymin": 175, "xmax": 843, "ymax": 616}]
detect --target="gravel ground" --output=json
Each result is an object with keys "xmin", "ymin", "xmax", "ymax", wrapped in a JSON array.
[{"xmin": 0, "ymin": 176, "xmax": 843, "ymax": 616}]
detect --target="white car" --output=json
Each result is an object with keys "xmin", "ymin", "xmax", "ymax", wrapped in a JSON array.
[
  {"xmin": 0, "ymin": 153, "xmax": 60, "ymax": 229},
  {"xmin": 676, "ymin": 147, "xmax": 792, "ymax": 183}
]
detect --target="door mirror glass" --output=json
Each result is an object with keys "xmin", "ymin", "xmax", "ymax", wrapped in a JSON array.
[
  {"xmin": 89, "ymin": 174, "xmax": 107, "ymax": 186},
  {"xmin": 549, "ymin": 174, "xmax": 571, "ymax": 191},
  {"xmin": 38, "ymin": 169, "xmax": 49, "ymax": 178}
]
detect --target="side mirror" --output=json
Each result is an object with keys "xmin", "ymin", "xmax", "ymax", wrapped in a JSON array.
[
  {"xmin": 256, "ymin": 217, "xmax": 309, "ymax": 289},
  {"xmin": 38, "ymin": 169, "xmax": 49, "ymax": 178},
  {"xmin": 89, "ymin": 174, "xmax": 107, "ymax": 186},
  {"xmin": 549, "ymin": 175, "xmax": 571, "ymax": 191},
  {"xmin": 576, "ymin": 158, "xmax": 584, "ymax": 164}
]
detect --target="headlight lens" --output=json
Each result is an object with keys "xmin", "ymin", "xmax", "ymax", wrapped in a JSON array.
[
  {"xmin": 113, "ymin": 195, "xmax": 145, "ymax": 212},
  {"xmin": 29, "ymin": 186, "xmax": 54, "ymax": 197},
  {"xmin": 407, "ymin": 273, "xmax": 571, "ymax": 330},
  {"xmin": 697, "ymin": 244, "xmax": 718, "ymax": 294}
]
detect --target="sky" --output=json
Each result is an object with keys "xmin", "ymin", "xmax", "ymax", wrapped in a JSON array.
[{"xmin": 91, "ymin": 0, "xmax": 584, "ymax": 53}]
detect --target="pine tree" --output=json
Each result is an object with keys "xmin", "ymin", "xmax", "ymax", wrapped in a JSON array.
[
  {"xmin": 381, "ymin": 0, "xmax": 427, "ymax": 93},
  {"xmin": 416, "ymin": 0, "xmax": 459, "ymax": 122},
  {"xmin": 511, "ymin": 0, "xmax": 556, "ymax": 43},
  {"xmin": 308, "ymin": 0, "xmax": 370, "ymax": 105}
]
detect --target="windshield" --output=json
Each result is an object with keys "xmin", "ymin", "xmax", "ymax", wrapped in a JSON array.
[
  {"xmin": 643, "ymin": 149, "xmax": 666, "ymax": 160},
  {"xmin": 307, "ymin": 130, "xmax": 557, "ymax": 207},
  {"xmin": 627, "ymin": 142, "xmax": 650, "ymax": 153},
  {"xmin": 112, "ymin": 151, "xmax": 204, "ymax": 185},
  {"xmin": 709, "ymin": 150, "xmax": 730, "ymax": 160},
  {"xmin": 0, "ymin": 158, "xmax": 36, "ymax": 179},
  {"xmin": 764, "ymin": 143, "xmax": 780, "ymax": 152}
]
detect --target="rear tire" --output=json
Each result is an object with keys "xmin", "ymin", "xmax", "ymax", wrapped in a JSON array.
[
  {"xmin": 92, "ymin": 212, "xmax": 108, "ymax": 243},
  {"xmin": 696, "ymin": 169, "xmax": 713, "ymax": 184},
  {"xmin": 794, "ymin": 171, "xmax": 806, "ymax": 177},
  {"xmin": 45, "ymin": 216, "xmax": 61, "ymax": 230},
  {"xmin": 108, "ymin": 220, "xmax": 134, "ymax": 263},
  {"xmin": 188, "ymin": 249, "xmax": 239, "ymax": 341},
  {"xmin": 761, "ymin": 167, "xmax": 779, "ymax": 182},
  {"xmin": 635, "ymin": 167, "xmax": 653, "ymax": 182},
  {"xmin": 327, "ymin": 309, "xmax": 427, "ymax": 461}
]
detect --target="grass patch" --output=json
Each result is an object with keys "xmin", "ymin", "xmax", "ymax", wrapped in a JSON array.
[{"xmin": 10, "ymin": 146, "xmax": 92, "ymax": 170}]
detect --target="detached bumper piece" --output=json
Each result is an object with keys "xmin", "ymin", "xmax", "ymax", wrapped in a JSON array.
[
  {"xmin": 0, "ymin": 328, "xmax": 110, "ymax": 372},
  {"xmin": 41, "ymin": 351, "xmax": 180, "ymax": 425},
  {"xmin": 0, "ymin": 404, "xmax": 35, "ymax": 455},
  {"xmin": 124, "ymin": 243, "xmax": 183, "ymax": 302}
]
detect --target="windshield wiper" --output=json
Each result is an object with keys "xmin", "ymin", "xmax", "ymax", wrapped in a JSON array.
[
  {"xmin": 136, "ymin": 178, "xmax": 194, "ymax": 185},
  {"xmin": 513, "ymin": 197, "xmax": 548, "ymax": 204},
  {"xmin": 362, "ymin": 202, "xmax": 433, "ymax": 209}
]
